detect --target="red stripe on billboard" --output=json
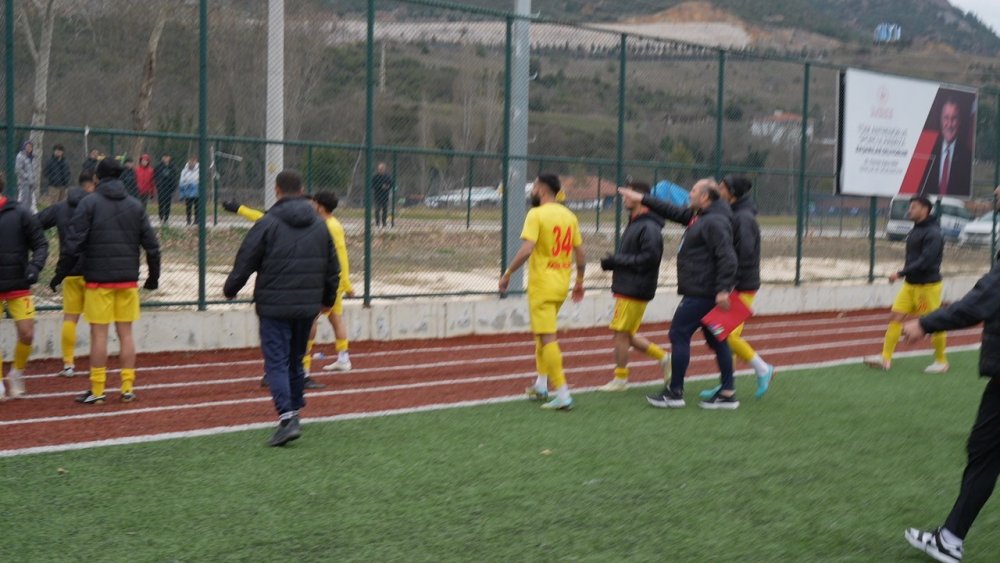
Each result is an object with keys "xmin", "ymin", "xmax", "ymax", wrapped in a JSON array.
[{"xmin": 898, "ymin": 130, "xmax": 939, "ymax": 195}]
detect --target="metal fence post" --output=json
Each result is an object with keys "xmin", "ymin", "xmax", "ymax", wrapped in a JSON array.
[
  {"xmin": 466, "ymin": 155, "xmax": 474, "ymax": 230},
  {"xmin": 596, "ymin": 166, "xmax": 602, "ymax": 233},
  {"xmin": 993, "ymin": 92, "xmax": 1000, "ymax": 266},
  {"xmin": 500, "ymin": 16, "xmax": 512, "ymax": 276},
  {"xmin": 4, "ymin": 0, "xmax": 15, "ymax": 198},
  {"xmin": 390, "ymin": 151, "xmax": 397, "ymax": 228},
  {"xmin": 614, "ymin": 34, "xmax": 627, "ymax": 251},
  {"xmin": 868, "ymin": 196, "xmax": 877, "ymax": 283},
  {"xmin": 714, "ymin": 49, "xmax": 725, "ymax": 178},
  {"xmin": 306, "ymin": 144, "xmax": 313, "ymax": 193},
  {"xmin": 363, "ymin": 0, "xmax": 375, "ymax": 307},
  {"xmin": 794, "ymin": 63, "xmax": 810, "ymax": 286},
  {"xmin": 197, "ymin": 0, "xmax": 208, "ymax": 311}
]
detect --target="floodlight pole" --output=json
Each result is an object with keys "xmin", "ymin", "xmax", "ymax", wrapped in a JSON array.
[
  {"xmin": 265, "ymin": 0, "xmax": 285, "ymax": 209},
  {"xmin": 502, "ymin": 0, "xmax": 530, "ymax": 293}
]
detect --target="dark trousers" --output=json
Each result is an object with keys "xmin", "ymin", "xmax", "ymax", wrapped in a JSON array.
[
  {"xmin": 259, "ymin": 315, "xmax": 314, "ymax": 417},
  {"xmin": 184, "ymin": 198, "xmax": 198, "ymax": 225},
  {"xmin": 157, "ymin": 190, "xmax": 174, "ymax": 223},
  {"xmin": 944, "ymin": 377, "xmax": 1000, "ymax": 538},
  {"xmin": 375, "ymin": 195, "xmax": 389, "ymax": 226},
  {"xmin": 668, "ymin": 296, "xmax": 734, "ymax": 394}
]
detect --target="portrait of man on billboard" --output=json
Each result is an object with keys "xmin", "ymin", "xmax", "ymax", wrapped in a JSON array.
[{"xmin": 919, "ymin": 92, "xmax": 975, "ymax": 198}]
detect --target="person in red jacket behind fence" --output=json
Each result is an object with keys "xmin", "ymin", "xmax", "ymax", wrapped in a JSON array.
[{"xmin": 134, "ymin": 153, "xmax": 156, "ymax": 213}]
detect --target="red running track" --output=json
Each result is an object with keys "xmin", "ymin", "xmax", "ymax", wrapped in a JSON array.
[{"xmin": 0, "ymin": 309, "xmax": 982, "ymax": 455}]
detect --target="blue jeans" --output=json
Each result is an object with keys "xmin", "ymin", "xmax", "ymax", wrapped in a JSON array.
[
  {"xmin": 259, "ymin": 315, "xmax": 314, "ymax": 416},
  {"xmin": 668, "ymin": 296, "xmax": 734, "ymax": 393}
]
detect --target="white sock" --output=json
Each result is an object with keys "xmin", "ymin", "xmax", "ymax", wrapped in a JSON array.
[
  {"xmin": 749, "ymin": 355, "xmax": 770, "ymax": 376},
  {"xmin": 555, "ymin": 385, "xmax": 571, "ymax": 402},
  {"xmin": 535, "ymin": 375, "xmax": 548, "ymax": 392},
  {"xmin": 940, "ymin": 527, "xmax": 963, "ymax": 547},
  {"xmin": 339, "ymin": 351, "xmax": 350, "ymax": 362}
]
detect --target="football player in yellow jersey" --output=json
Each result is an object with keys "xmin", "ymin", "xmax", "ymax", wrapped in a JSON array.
[{"xmin": 499, "ymin": 174, "xmax": 585, "ymax": 410}]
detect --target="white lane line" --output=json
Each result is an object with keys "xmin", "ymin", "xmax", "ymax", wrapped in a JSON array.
[
  {"xmin": 0, "ymin": 344, "xmax": 980, "ymax": 458},
  {"xmin": 12, "ymin": 326, "xmax": 982, "ymax": 401},
  {"xmin": 20, "ymin": 311, "xmax": 898, "ymax": 381},
  {"xmin": 0, "ymin": 337, "xmax": 981, "ymax": 424}
]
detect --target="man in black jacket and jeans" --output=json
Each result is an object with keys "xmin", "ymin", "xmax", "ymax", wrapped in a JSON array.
[
  {"xmin": 64, "ymin": 158, "xmax": 161, "ymax": 405},
  {"xmin": 597, "ymin": 180, "xmax": 669, "ymax": 392},
  {"xmin": 225, "ymin": 170, "xmax": 340, "ymax": 447},
  {"xmin": 621, "ymin": 178, "xmax": 739, "ymax": 409},
  {"xmin": 865, "ymin": 196, "xmax": 948, "ymax": 373},
  {"xmin": 901, "ymin": 185, "xmax": 1000, "ymax": 563}
]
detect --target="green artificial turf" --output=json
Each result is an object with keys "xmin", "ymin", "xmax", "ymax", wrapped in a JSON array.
[{"xmin": 2, "ymin": 352, "xmax": 997, "ymax": 561}]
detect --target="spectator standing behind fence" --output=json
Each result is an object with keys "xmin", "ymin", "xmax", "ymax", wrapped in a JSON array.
[
  {"xmin": 179, "ymin": 156, "xmax": 199, "ymax": 226},
  {"xmin": 372, "ymin": 162, "xmax": 393, "ymax": 228},
  {"xmin": 15, "ymin": 140, "xmax": 38, "ymax": 213},
  {"xmin": 39, "ymin": 171, "xmax": 97, "ymax": 378},
  {"xmin": 65, "ymin": 158, "xmax": 160, "ymax": 405},
  {"xmin": 120, "ymin": 158, "xmax": 138, "ymax": 199},
  {"xmin": 154, "ymin": 154, "xmax": 178, "ymax": 226},
  {"xmin": 135, "ymin": 154, "xmax": 156, "ymax": 212},
  {"xmin": 224, "ymin": 170, "xmax": 340, "ymax": 447},
  {"xmin": 81, "ymin": 149, "xmax": 100, "ymax": 175},
  {"xmin": 0, "ymin": 175, "xmax": 48, "ymax": 400},
  {"xmin": 43, "ymin": 144, "xmax": 71, "ymax": 202}
]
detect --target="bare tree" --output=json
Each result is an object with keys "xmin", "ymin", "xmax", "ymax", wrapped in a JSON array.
[
  {"xmin": 128, "ymin": 3, "xmax": 169, "ymax": 160},
  {"xmin": 16, "ymin": 0, "xmax": 59, "ymax": 194}
]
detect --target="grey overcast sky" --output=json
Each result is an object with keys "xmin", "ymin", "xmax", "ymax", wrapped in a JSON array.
[{"xmin": 949, "ymin": 0, "xmax": 1000, "ymax": 36}]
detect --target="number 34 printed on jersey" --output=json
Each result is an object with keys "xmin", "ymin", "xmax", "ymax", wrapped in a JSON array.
[{"xmin": 551, "ymin": 225, "xmax": 574, "ymax": 257}]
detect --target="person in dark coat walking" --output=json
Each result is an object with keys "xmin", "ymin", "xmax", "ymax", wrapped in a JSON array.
[
  {"xmin": 596, "ymin": 180, "xmax": 669, "ymax": 392},
  {"xmin": 154, "ymin": 154, "xmax": 178, "ymax": 225},
  {"xmin": 620, "ymin": 178, "xmax": 739, "ymax": 410},
  {"xmin": 63, "ymin": 158, "xmax": 161, "ymax": 405},
  {"xmin": 900, "ymin": 184, "xmax": 1000, "ymax": 563},
  {"xmin": 0, "ymin": 175, "xmax": 48, "ymax": 400},
  {"xmin": 38, "ymin": 171, "xmax": 97, "ymax": 378},
  {"xmin": 224, "ymin": 170, "xmax": 340, "ymax": 447},
  {"xmin": 371, "ymin": 162, "xmax": 393, "ymax": 228}
]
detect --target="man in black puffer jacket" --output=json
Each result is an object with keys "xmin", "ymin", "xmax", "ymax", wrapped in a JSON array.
[
  {"xmin": 0, "ymin": 175, "xmax": 48, "ymax": 400},
  {"xmin": 64, "ymin": 158, "xmax": 161, "ymax": 406},
  {"xmin": 596, "ymin": 180, "xmax": 669, "ymax": 392},
  {"xmin": 38, "ymin": 171, "xmax": 97, "ymax": 378},
  {"xmin": 620, "ymin": 178, "xmax": 739, "ymax": 410},
  {"xmin": 901, "ymin": 185, "xmax": 1000, "ymax": 563},
  {"xmin": 700, "ymin": 175, "xmax": 774, "ymax": 402},
  {"xmin": 225, "ymin": 169, "xmax": 340, "ymax": 447},
  {"xmin": 865, "ymin": 196, "xmax": 948, "ymax": 374}
]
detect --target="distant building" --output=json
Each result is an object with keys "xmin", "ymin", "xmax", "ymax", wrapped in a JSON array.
[
  {"xmin": 874, "ymin": 23, "xmax": 902, "ymax": 44},
  {"xmin": 750, "ymin": 111, "xmax": 815, "ymax": 145}
]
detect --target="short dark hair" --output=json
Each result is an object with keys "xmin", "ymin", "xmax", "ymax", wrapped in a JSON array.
[
  {"xmin": 536, "ymin": 173, "xmax": 561, "ymax": 194},
  {"xmin": 276, "ymin": 170, "xmax": 303, "ymax": 195},
  {"xmin": 79, "ymin": 171, "xmax": 94, "ymax": 184},
  {"xmin": 705, "ymin": 186, "xmax": 721, "ymax": 201},
  {"xmin": 626, "ymin": 180, "xmax": 651, "ymax": 195},
  {"xmin": 313, "ymin": 191, "xmax": 339, "ymax": 212},
  {"xmin": 910, "ymin": 196, "xmax": 933, "ymax": 211},
  {"xmin": 722, "ymin": 174, "xmax": 753, "ymax": 199},
  {"xmin": 53, "ymin": 144, "xmax": 65, "ymax": 151}
]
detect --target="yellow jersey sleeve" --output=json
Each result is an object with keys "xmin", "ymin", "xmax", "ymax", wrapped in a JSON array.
[
  {"xmin": 572, "ymin": 215, "xmax": 582, "ymax": 247},
  {"xmin": 238, "ymin": 205, "xmax": 265, "ymax": 222},
  {"xmin": 326, "ymin": 217, "xmax": 352, "ymax": 294},
  {"xmin": 521, "ymin": 208, "xmax": 541, "ymax": 242}
]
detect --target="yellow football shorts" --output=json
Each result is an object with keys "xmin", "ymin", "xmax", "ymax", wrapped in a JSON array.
[
  {"xmin": 62, "ymin": 276, "xmax": 86, "ymax": 315},
  {"xmin": 891, "ymin": 281, "xmax": 943, "ymax": 316},
  {"xmin": 84, "ymin": 287, "xmax": 141, "ymax": 324},
  {"xmin": 609, "ymin": 297, "xmax": 648, "ymax": 334},
  {"xmin": 529, "ymin": 297, "xmax": 564, "ymax": 335},
  {"xmin": 2, "ymin": 295, "xmax": 35, "ymax": 321}
]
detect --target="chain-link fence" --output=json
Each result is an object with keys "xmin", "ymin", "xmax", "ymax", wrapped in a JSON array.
[{"xmin": 2, "ymin": 0, "xmax": 999, "ymax": 310}]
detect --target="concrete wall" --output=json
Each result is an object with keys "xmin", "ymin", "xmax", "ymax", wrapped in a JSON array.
[{"xmin": 8, "ymin": 275, "xmax": 981, "ymax": 360}]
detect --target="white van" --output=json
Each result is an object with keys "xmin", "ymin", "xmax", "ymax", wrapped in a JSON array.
[{"xmin": 886, "ymin": 195, "xmax": 972, "ymax": 242}]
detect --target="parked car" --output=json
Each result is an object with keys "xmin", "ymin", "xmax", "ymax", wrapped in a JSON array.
[
  {"xmin": 424, "ymin": 187, "xmax": 501, "ymax": 208},
  {"xmin": 958, "ymin": 212, "xmax": 1000, "ymax": 247},
  {"xmin": 885, "ymin": 195, "xmax": 971, "ymax": 241}
]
